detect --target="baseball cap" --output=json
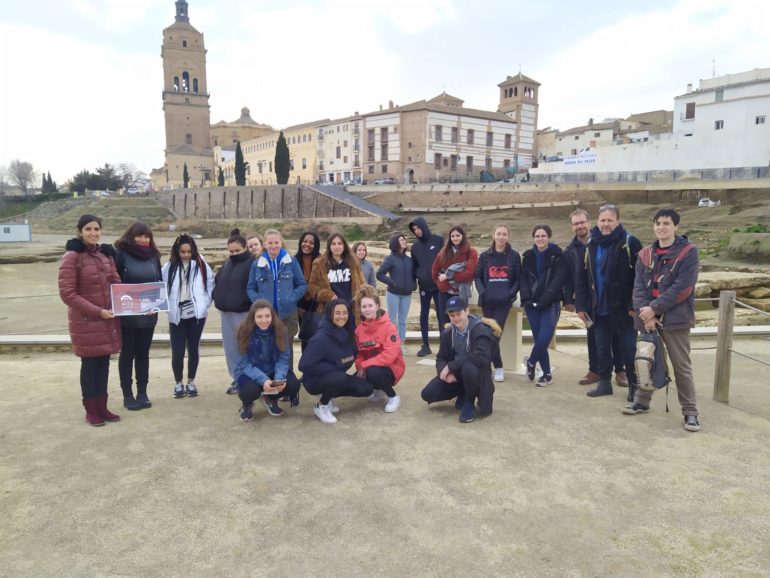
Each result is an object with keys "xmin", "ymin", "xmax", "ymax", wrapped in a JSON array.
[{"xmin": 445, "ymin": 296, "xmax": 468, "ymax": 312}]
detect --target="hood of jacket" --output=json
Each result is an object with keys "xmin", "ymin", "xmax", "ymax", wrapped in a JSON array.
[
  {"xmin": 66, "ymin": 238, "xmax": 116, "ymax": 258},
  {"xmin": 409, "ymin": 217, "xmax": 433, "ymax": 242}
]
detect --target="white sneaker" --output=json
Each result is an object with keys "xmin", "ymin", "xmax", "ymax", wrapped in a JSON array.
[
  {"xmin": 494, "ymin": 368, "xmax": 505, "ymax": 382},
  {"xmin": 401, "ymin": 345, "xmax": 408, "ymax": 356},
  {"xmin": 384, "ymin": 394, "xmax": 401, "ymax": 413},
  {"xmin": 327, "ymin": 398, "xmax": 340, "ymax": 414},
  {"xmin": 368, "ymin": 389, "xmax": 387, "ymax": 402},
  {"xmin": 314, "ymin": 402, "xmax": 337, "ymax": 424}
]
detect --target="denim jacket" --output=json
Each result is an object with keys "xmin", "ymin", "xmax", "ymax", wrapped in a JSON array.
[{"xmin": 246, "ymin": 251, "xmax": 308, "ymax": 319}]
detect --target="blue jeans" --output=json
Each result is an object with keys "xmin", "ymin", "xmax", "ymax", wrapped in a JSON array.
[
  {"xmin": 593, "ymin": 314, "xmax": 637, "ymax": 383},
  {"xmin": 386, "ymin": 291, "xmax": 412, "ymax": 344},
  {"xmin": 525, "ymin": 303, "xmax": 560, "ymax": 376}
]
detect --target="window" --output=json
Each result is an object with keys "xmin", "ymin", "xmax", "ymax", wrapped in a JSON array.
[
  {"xmin": 368, "ymin": 145, "xmax": 375, "ymax": 162},
  {"xmin": 485, "ymin": 157, "xmax": 492, "ymax": 171},
  {"xmin": 182, "ymin": 40, "xmax": 187, "ymax": 47},
  {"xmin": 303, "ymin": 134, "xmax": 307, "ymax": 143},
  {"xmin": 3, "ymin": 227, "xmax": 10, "ymax": 234},
  {"xmin": 368, "ymin": 165, "xmax": 374, "ymax": 174},
  {"xmin": 571, "ymin": 148, "xmax": 577, "ymax": 155},
  {"xmin": 290, "ymin": 159, "xmax": 294, "ymax": 170},
  {"xmin": 354, "ymin": 139, "xmax": 359, "ymax": 151},
  {"xmin": 466, "ymin": 156, "xmax": 473, "ymax": 174},
  {"xmin": 368, "ymin": 128, "xmax": 375, "ymax": 141},
  {"xmin": 574, "ymin": 136, "xmax": 579, "ymax": 140},
  {"xmin": 715, "ymin": 89, "xmax": 724, "ymax": 102},
  {"xmin": 435, "ymin": 125, "xmax": 443, "ymax": 141},
  {"xmin": 381, "ymin": 144, "xmax": 388, "ymax": 161},
  {"xmin": 382, "ymin": 165, "xmax": 388, "ymax": 173},
  {"xmin": 354, "ymin": 154, "xmax": 360, "ymax": 167},
  {"xmin": 192, "ymin": 78, "xmax": 198, "ymax": 94},
  {"xmin": 594, "ymin": 132, "xmax": 601, "ymax": 137},
  {"xmin": 714, "ymin": 120, "xmax": 724, "ymax": 130},
  {"xmin": 504, "ymin": 134, "xmax": 512, "ymax": 149},
  {"xmin": 302, "ymin": 158, "xmax": 307, "ymax": 169},
  {"xmin": 343, "ymin": 140, "xmax": 348, "ymax": 147},
  {"xmin": 442, "ymin": 158, "xmax": 448, "ymax": 167},
  {"xmin": 486, "ymin": 132, "xmax": 493, "ymax": 147},
  {"xmin": 185, "ymin": 133, "xmax": 192, "ymax": 145},
  {"xmin": 467, "ymin": 129, "xmax": 474, "ymax": 145},
  {"xmin": 173, "ymin": 76, "xmax": 179, "ymax": 91},
  {"xmin": 450, "ymin": 155, "xmax": 457, "ymax": 170},
  {"xmin": 451, "ymin": 127, "xmax": 458, "ymax": 143},
  {"xmin": 182, "ymin": 71, "xmax": 189, "ymax": 92},
  {"xmin": 503, "ymin": 159, "xmax": 510, "ymax": 168},
  {"xmin": 756, "ymin": 116, "xmax": 766, "ymax": 125},
  {"xmin": 381, "ymin": 127, "xmax": 388, "ymax": 140},
  {"xmin": 685, "ymin": 102, "xmax": 695, "ymax": 119},
  {"xmin": 434, "ymin": 153, "xmax": 442, "ymax": 169},
  {"xmin": 336, "ymin": 146, "xmax": 341, "ymax": 159}
]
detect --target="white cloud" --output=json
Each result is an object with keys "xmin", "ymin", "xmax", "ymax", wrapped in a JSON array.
[{"xmin": 72, "ymin": 0, "xmax": 165, "ymax": 31}]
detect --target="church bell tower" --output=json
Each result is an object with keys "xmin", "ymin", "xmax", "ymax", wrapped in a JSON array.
[{"xmin": 160, "ymin": 1, "xmax": 213, "ymax": 186}]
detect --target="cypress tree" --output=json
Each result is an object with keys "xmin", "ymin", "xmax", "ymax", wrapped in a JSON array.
[
  {"xmin": 234, "ymin": 141, "xmax": 246, "ymax": 186},
  {"xmin": 217, "ymin": 167, "xmax": 225, "ymax": 186},
  {"xmin": 274, "ymin": 131, "xmax": 290, "ymax": 185},
  {"xmin": 183, "ymin": 163, "xmax": 189, "ymax": 188}
]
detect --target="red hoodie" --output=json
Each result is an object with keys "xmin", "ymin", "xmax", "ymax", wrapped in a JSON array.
[{"xmin": 354, "ymin": 310, "xmax": 405, "ymax": 383}]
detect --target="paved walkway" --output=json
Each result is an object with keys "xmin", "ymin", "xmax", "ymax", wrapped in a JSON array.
[{"xmin": 1, "ymin": 337, "xmax": 768, "ymax": 576}]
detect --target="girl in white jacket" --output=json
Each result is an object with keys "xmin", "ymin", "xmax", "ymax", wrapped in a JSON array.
[{"xmin": 162, "ymin": 234, "xmax": 214, "ymax": 398}]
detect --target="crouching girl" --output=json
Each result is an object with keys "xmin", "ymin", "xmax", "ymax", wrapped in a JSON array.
[{"xmin": 234, "ymin": 300, "xmax": 300, "ymax": 421}]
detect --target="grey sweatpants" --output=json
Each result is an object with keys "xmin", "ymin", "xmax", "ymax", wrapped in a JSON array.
[
  {"xmin": 634, "ymin": 328, "xmax": 698, "ymax": 417},
  {"xmin": 219, "ymin": 310, "xmax": 249, "ymax": 379}
]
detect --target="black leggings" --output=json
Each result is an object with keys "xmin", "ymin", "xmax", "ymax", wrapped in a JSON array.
[
  {"xmin": 80, "ymin": 355, "xmax": 110, "ymax": 400},
  {"xmin": 304, "ymin": 371, "xmax": 373, "ymax": 405},
  {"xmin": 119, "ymin": 325, "xmax": 155, "ymax": 396},
  {"xmin": 421, "ymin": 363, "xmax": 494, "ymax": 416},
  {"xmin": 169, "ymin": 317, "xmax": 206, "ymax": 382},
  {"xmin": 364, "ymin": 366, "xmax": 397, "ymax": 397},
  {"xmin": 238, "ymin": 371, "xmax": 301, "ymax": 405},
  {"xmin": 419, "ymin": 288, "xmax": 441, "ymax": 341}
]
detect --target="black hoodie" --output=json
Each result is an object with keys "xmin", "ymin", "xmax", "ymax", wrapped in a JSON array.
[{"xmin": 408, "ymin": 217, "xmax": 443, "ymax": 292}]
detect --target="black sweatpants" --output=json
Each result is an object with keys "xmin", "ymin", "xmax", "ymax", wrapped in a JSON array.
[
  {"xmin": 169, "ymin": 317, "xmax": 206, "ymax": 383},
  {"xmin": 304, "ymin": 371, "xmax": 373, "ymax": 405},
  {"xmin": 421, "ymin": 363, "xmax": 494, "ymax": 416},
  {"xmin": 364, "ymin": 365, "xmax": 397, "ymax": 397},
  {"xmin": 482, "ymin": 302, "xmax": 509, "ymax": 369},
  {"xmin": 238, "ymin": 370, "xmax": 301, "ymax": 405},
  {"xmin": 80, "ymin": 355, "xmax": 110, "ymax": 400},
  {"xmin": 119, "ymin": 325, "xmax": 155, "ymax": 396}
]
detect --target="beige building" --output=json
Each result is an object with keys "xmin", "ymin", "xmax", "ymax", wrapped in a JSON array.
[
  {"xmin": 317, "ymin": 116, "xmax": 364, "ymax": 184},
  {"xmin": 210, "ymin": 107, "xmax": 274, "ymax": 149},
  {"xmin": 158, "ymin": 0, "xmax": 214, "ymax": 188}
]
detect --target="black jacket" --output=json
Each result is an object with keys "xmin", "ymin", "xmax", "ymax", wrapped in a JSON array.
[
  {"xmin": 377, "ymin": 236, "xmax": 416, "ymax": 296},
  {"xmin": 576, "ymin": 225, "xmax": 642, "ymax": 323},
  {"xmin": 115, "ymin": 249, "xmax": 162, "ymax": 328},
  {"xmin": 408, "ymin": 217, "xmax": 443, "ymax": 292},
  {"xmin": 562, "ymin": 236, "xmax": 588, "ymax": 306},
  {"xmin": 519, "ymin": 244, "xmax": 569, "ymax": 309},
  {"xmin": 212, "ymin": 251, "xmax": 255, "ymax": 313},
  {"xmin": 474, "ymin": 244, "xmax": 521, "ymax": 307},
  {"xmin": 298, "ymin": 312, "xmax": 357, "ymax": 389}
]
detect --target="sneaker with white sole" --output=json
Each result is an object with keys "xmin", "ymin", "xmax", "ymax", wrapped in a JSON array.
[
  {"xmin": 260, "ymin": 396, "xmax": 284, "ymax": 417},
  {"xmin": 314, "ymin": 402, "xmax": 337, "ymax": 424},
  {"xmin": 225, "ymin": 382, "xmax": 238, "ymax": 395},
  {"xmin": 186, "ymin": 383, "xmax": 198, "ymax": 397},
  {"xmin": 536, "ymin": 373, "xmax": 553, "ymax": 387},
  {"xmin": 494, "ymin": 368, "xmax": 505, "ymax": 382},
  {"xmin": 384, "ymin": 394, "xmax": 401, "ymax": 413},
  {"xmin": 173, "ymin": 383, "xmax": 185, "ymax": 399},
  {"xmin": 240, "ymin": 403, "xmax": 253, "ymax": 422},
  {"xmin": 684, "ymin": 415, "xmax": 700, "ymax": 432},
  {"xmin": 524, "ymin": 356, "xmax": 536, "ymax": 381},
  {"xmin": 368, "ymin": 389, "xmax": 387, "ymax": 402},
  {"xmin": 327, "ymin": 398, "xmax": 340, "ymax": 414}
]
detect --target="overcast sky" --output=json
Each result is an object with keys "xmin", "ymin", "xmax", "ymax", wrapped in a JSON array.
[{"xmin": 1, "ymin": 0, "xmax": 768, "ymax": 184}]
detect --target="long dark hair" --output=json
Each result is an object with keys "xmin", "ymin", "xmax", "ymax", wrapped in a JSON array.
[
  {"xmin": 323, "ymin": 232, "xmax": 352, "ymax": 265},
  {"xmin": 295, "ymin": 231, "xmax": 320, "ymax": 260},
  {"xmin": 324, "ymin": 298, "xmax": 356, "ymax": 341},
  {"xmin": 167, "ymin": 233, "xmax": 207, "ymax": 292},
  {"xmin": 237, "ymin": 299, "xmax": 287, "ymax": 353},
  {"xmin": 439, "ymin": 225, "xmax": 469, "ymax": 268},
  {"xmin": 114, "ymin": 221, "xmax": 160, "ymax": 257}
]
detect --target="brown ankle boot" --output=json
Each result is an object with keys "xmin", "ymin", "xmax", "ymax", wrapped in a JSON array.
[{"xmin": 83, "ymin": 398, "xmax": 105, "ymax": 427}]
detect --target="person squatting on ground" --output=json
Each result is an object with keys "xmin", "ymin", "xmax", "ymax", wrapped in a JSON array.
[
  {"xmin": 520, "ymin": 224, "xmax": 569, "ymax": 387},
  {"xmin": 299, "ymin": 299, "xmax": 374, "ymax": 424},
  {"xmin": 58, "ymin": 214, "xmax": 123, "ymax": 426},
  {"xmin": 576, "ymin": 204, "xmax": 642, "ymax": 400},
  {"xmin": 377, "ymin": 233, "xmax": 416, "ymax": 353},
  {"xmin": 114, "ymin": 221, "xmax": 163, "ymax": 411},
  {"xmin": 354, "ymin": 286, "xmax": 405, "ymax": 413},
  {"xmin": 212, "ymin": 229, "xmax": 255, "ymax": 395},
  {"xmin": 474, "ymin": 223, "xmax": 521, "ymax": 382},
  {"xmin": 162, "ymin": 234, "xmax": 214, "ymax": 399},
  {"xmin": 625, "ymin": 208, "xmax": 701, "ymax": 432},
  {"xmin": 352, "ymin": 241, "xmax": 377, "ymax": 288},
  {"xmin": 563, "ymin": 209, "xmax": 629, "ymax": 387},
  {"xmin": 432, "ymin": 225, "xmax": 479, "ymax": 331},
  {"xmin": 408, "ymin": 217, "xmax": 443, "ymax": 355},
  {"xmin": 420, "ymin": 296, "xmax": 501, "ymax": 423},
  {"xmin": 246, "ymin": 229, "xmax": 307, "ymax": 370},
  {"xmin": 234, "ymin": 300, "xmax": 301, "ymax": 421}
]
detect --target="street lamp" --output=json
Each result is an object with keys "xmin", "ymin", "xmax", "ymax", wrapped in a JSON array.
[{"xmin": 195, "ymin": 164, "xmax": 207, "ymax": 187}]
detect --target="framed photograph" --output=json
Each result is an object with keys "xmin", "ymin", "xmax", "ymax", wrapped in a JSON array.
[{"xmin": 110, "ymin": 282, "xmax": 169, "ymax": 316}]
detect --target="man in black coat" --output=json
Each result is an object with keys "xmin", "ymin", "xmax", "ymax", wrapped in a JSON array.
[
  {"xmin": 409, "ymin": 217, "xmax": 444, "ymax": 355},
  {"xmin": 575, "ymin": 204, "xmax": 641, "ymax": 400},
  {"xmin": 420, "ymin": 296, "xmax": 501, "ymax": 423}
]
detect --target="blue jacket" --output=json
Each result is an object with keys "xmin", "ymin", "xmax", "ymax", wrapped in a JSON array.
[
  {"xmin": 234, "ymin": 327, "xmax": 290, "ymax": 387},
  {"xmin": 298, "ymin": 317, "xmax": 357, "ymax": 389},
  {"xmin": 246, "ymin": 250, "xmax": 308, "ymax": 319}
]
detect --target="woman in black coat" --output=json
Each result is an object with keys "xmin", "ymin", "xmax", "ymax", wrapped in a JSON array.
[
  {"xmin": 114, "ymin": 221, "xmax": 163, "ymax": 410},
  {"xmin": 519, "ymin": 224, "xmax": 569, "ymax": 387}
]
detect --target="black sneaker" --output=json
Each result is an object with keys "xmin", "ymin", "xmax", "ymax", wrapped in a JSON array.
[
  {"xmin": 260, "ymin": 396, "xmax": 285, "ymax": 417},
  {"xmin": 524, "ymin": 356, "xmax": 536, "ymax": 381},
  {"xmin": 684, "ymin": 415, "xmax": 700, "ymax": 432},
  {"xmin": 136, "ymin": 393, "xmax": 152, "ymax": 409},
  {"xmin": 240, "ymin": 403, "xmax": 254, "ymax": 422},
  {"xmin": 417, "ymin": 345, "xmax": 432, "ymax": 357},
  {"xmin": 622, "ymin": 403, "xmax": 650, "ymax": 415},
  {"xmin": 459, "ymin": 401, "xmax": 476, "ymax": 423},
  {"xmin": 536, "ymin": 374, "xmax": 553, "ymax": 387}
]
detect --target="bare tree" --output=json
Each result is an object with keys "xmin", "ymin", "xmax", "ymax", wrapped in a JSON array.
[{"xmin": 9, "ymin": 159, "xmax": 38, "ymax": 197}]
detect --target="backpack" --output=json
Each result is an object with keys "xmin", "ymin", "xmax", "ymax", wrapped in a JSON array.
[{"xmin": 635, "ymin": 331, "xmax": 670, "ymax": 391}]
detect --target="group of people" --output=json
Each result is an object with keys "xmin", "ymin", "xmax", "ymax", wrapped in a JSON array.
[{"xmin": 59, "ymin": 203, "xmax": 701, "ymax": 431}]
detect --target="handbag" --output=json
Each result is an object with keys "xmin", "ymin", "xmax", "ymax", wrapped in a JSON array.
[
  {"xmin": 179, "ymin": 300, "xmax": 196, "ymax": 320},
  {"xmin": 298, "ymin": 299, "xmax": 322, "ymax": 341}
]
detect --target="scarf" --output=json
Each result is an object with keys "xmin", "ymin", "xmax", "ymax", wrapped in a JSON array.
[
  {"xmin": 590, "ymin": 224, "xmax": 626, "ymax": 314},
  {"xmin": 124, "ymin": 244, "xmax": 155, "ymax": 260}
]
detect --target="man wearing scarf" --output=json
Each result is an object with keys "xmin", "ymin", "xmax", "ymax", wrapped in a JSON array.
[{"xmin": 575, "ymin": 204, "xmax": 642, "ymax": 400}]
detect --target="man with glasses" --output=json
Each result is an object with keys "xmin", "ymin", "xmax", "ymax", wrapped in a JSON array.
[
  {"xmin": 575, "ymin": 204, "xmax": 641, "ymax": 400},
  {"xmin": 564, "ymin": 209, "xmax": 628, "ymax": 388}
]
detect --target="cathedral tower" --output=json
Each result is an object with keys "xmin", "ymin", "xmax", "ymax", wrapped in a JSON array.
[
  {"xmin": 497, "ymin": 73, "xmax": 540, "ymax": 159},
  {"xmin": 161, "ymin": 0, "xmax": 213, "ymax": 186}
]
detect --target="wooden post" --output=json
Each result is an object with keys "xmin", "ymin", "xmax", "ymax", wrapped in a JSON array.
[{"xmin": 713, "ymin": 290, "xmax": 735, "ymax": 403}]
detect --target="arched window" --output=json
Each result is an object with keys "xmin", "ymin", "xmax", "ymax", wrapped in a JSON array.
[
  {"xmin": 193, "ymin": 78, "xmax": 199, "ymax": 94},
  {"xmin": 173, "ymin": 76, "xmax": 179, "ymax": 91},
  {"xmin": 182, "ymin": 71, "xmax": 190, "ymax": 93},
  {"xmin": 514, "ymin": 87, "xmax": 518, "ymax": 97}
]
